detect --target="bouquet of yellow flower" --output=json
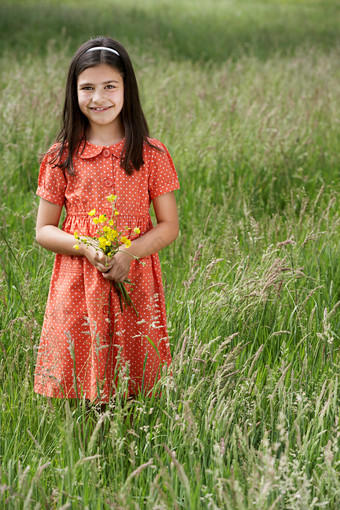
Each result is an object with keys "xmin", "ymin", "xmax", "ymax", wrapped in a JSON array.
[{"xmin": 73, "ymin": 194, "xmax": 140, "ymax": 315}]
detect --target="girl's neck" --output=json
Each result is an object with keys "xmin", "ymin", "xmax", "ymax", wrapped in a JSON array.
[{"xmin": 87, "ymin": 123, "xmax": 125, "ymax": 146}]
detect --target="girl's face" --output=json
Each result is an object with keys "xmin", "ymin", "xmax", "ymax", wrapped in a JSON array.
[{"xmin": 77, "ymin": 64, "xmax": 124, "ymax": 137}]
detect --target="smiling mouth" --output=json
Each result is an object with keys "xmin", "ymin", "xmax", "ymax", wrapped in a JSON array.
[{"xmin": 90, "ymin": 106, "xmax": 112, "ymax": 112}]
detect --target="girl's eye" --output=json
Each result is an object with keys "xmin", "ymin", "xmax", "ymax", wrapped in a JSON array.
[
  {"xmin": 105, "ymin": 85, "xmax": 116, "ymax": 89},
  {"xmin": 80, "ymin": 86, "xmax": 93, "ymax": 91}
]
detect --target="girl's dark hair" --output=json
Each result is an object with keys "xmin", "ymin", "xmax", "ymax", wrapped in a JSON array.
[{"xmin": 50, "ymin": 36, "xmax": 153, "ymax": 175}]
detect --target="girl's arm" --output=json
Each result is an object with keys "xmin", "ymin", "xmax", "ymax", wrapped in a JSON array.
[
  {"xmin": 103, "ymin": 191, "xmax": 179, "ymax": 283},
  {"xmin": 36, "ymin": 198, "xmax": 114, "ymax": 273}
]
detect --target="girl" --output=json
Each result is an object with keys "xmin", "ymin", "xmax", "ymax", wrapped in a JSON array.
[{"xmin": 34, "ymin": 36, "xmax": 179, "ymax": 403}]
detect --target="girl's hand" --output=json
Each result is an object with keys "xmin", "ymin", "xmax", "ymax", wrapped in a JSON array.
[
  {"xmin": 102, "ymin": 251, "xmax": 132, "ymax": 283},
  {"xmin": 82, "ymin": 244, "xmax": 115, "ymax": 273}
]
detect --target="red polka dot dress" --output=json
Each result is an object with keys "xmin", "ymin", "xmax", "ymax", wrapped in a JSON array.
[{"xmin": 34, "ymin": 138, "xmax": 180, "ymax": 402}]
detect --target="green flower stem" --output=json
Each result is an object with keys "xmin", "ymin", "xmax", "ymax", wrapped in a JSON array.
[{"xmin": 114, "ymin": 281, "xmax": 138, "ymax": 316}]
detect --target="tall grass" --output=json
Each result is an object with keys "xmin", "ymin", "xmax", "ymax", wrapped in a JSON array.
[{"xmin": 0, "ymin": 0, "xmax": 339, "ymax": 508}]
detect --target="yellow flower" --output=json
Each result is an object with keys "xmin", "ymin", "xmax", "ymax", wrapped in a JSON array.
[
  {"xmin": 107, "ymin": 228, "xmax": 118, "ymax": 240},
  {"xmin": 74, "ymin": 230, "xmax": 79, "ymax": 239},
  {"xmin": 109, "ymin": 220, "xmax": 114, "ymax": 226},
  {"xmin": 114, "ymin": 210, "xmax": 119, "ymax": 216},
  {"xmin": 103, "ymin": 226, "xmax": 110, "ymax": 233},
  {"xmin": 98, "ymin": 214, "xmax": 106, "ymax": 223},
  {"xmin": 88, "ymin": 209, "xmax": 96, "ymax": 216},
  {"xmin": 120, "ymin": 236, "xmax": 131, "ymax": 248},
  {"xmin": 99, "ymin": 237, "xmax": 107, "ymax": 249},
  {"xmin": 73, "ymin": 244, "xmax": 79, "ymax": 250},
  {"xmin": 133, "ymin": 227, "xmax": 140, "ymax": 234},
  {"xmin": 106, "ymin": 240, "xmax": 112, "ymax": 246},
  {"xmin": 93, "ymin": 217, "xmax": 100, "ymax": 224},
  {"xmin": 107, "ymin": 194, "xmax": 117, "ymax": 202}
]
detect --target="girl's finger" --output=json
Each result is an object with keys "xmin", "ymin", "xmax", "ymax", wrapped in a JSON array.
[
  {"xmin": 96, "ymin": 252, "xmax": 106, "ymax": 262},
  {"xmin": 97, "ymin": 263, "xmax": 109, "ymax": 273},
  {"xmin": 100, "ymin": 256, "xmax": 114, "ymax": 268},
  {"xmin": 106, "ymin": 258, "xmax": 115, "ymax": 268}
]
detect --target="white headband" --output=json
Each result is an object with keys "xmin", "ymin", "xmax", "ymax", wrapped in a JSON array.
[{"xmin": 86, "ymin": 46, "xmax": 120, "ymax": 57}]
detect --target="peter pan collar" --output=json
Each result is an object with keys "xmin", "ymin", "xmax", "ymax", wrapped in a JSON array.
[{"xmin": 77, "ymin": 138, "xmax": 125, "ymax": 159}]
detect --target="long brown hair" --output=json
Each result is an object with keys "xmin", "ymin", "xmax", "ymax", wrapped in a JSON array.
[{"xmin": 49, "ymin": 36, "xmax": 154, "ymax": 175}]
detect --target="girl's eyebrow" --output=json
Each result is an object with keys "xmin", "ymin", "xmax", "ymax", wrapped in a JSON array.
[{"xmin": 78, "ymin": 79, "xmax": 120, "ymax": 86}]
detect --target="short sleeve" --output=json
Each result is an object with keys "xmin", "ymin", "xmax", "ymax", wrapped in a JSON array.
[
  {"xmin": 36, "ymin": 147, "xmax": 67, "ymax": 206},
  {"xmin": 148, "ymin": 140, "xmax": 180, "ymax": 200}
]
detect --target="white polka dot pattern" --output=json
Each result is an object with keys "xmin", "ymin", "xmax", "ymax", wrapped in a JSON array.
[{"xmin": 34, "ymin": 138, "xmax": 180, "ymax": 402}]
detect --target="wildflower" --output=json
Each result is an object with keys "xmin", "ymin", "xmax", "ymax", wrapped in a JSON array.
[
  {"xmin": 107, "ymin": 229, "xmax": 118, "ymax": 240},
  {"xmin": 120, "ymin": 236, "xmax": 131, "ymax": 248},
  {"xmin": 74, "ymin": 244, "xmax": 79, "ymax": 250},
  {"xmin": 107, "ymin": 194, "xmax": 117, "ymax": 202},
  {"xmin": 133, "ymin": 227, "xmax": 140, "ymax": 234},
  {"xmin": 99, "ymin": 237, "xmax": 107, "ymax": 249},
  {"xmin": 79, "ymin": 196, "xmax": 140, "ymax": 315}
]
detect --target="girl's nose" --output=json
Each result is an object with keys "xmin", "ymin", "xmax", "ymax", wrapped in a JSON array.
[{"xmin": 92, "ymin": 89, "xmax": 104, "ymax": 103}]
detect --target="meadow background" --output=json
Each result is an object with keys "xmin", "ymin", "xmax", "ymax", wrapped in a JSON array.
[{"xmin": 0, "ymin": 0, "xmax": 339, "ymax": 508}]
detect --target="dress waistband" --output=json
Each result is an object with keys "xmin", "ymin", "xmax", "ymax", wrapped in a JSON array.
[{"xmin": 65, "ymin": 210, "xmax": 149, "ymax": 218}]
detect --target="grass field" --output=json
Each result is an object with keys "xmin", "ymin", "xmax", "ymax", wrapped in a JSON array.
[{"xmin": 0, "ymin": 0, "xmax": 339, "ymax": 508}]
